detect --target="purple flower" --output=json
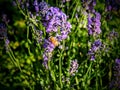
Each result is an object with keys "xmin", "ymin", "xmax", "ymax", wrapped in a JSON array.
[
  {"xmin": 90, "ymin": 54, "xmax": 95, "ymax": 60},
  {"xmin": 115, "ymin": 59, "xmax": 120, "ymax": 65},
  {"xmin": 87, "ymin": 12, "xmax": 101, "ymax": 35},
  {"xmin": 56, "ymin": 22, "xmax": 71, "ymax": 41},
  {"xmin": 33, "ymin": 0, "xmax": 39, "ymax": 12},
  {"xmin": 91, "ymin": 39, "xmax": 102, "ymax": 52},
  {"xmin": 43, "ymin": 52, "xmax": 52, "ymax": 69},
  {"xmin": 5, "ymin": 39, "xmax": 10, "ymax": 52},
  {"xmin": 43, "ymin": 39, "xmax": 55, "ymax": 53},
  {"xmin": 0, "ymin": 23, "xmax": 10, "ymax": 52},
  {"xmin": 39, "ymin": 1, "xmax": 49, "ymax": 17},
  {"xmin": 88, "ymin": 40, "xmax": 102, "ymax": 60},
  {"xmin": 34, "ymin": 30, "xmax": 43, "ymax": 43},
  {"xmin": 42, "ymin": 6, "xmax": 69, "ymax": 33},
  {"xmin": 81, "ymin": 0, "xmax": 96, "ymax": 13},
  {"xmin": 69, "ymin": 59, "xmax": 79, "ymax": 76},
  {"xmin": 39, "ymin": 1, "xmax": 71, "ymax": 68},
  {"xmin": 108, "ymin": 30, "xmax": 119, "ymax": 40},
  {"xmin": 105, "ymin": 0, "xmax": 120, "ymax": 12},
  {"xmin": 42, "ymin": 38, "xmax": 55, "ymax": 68},
  {"xmin": 0, "ymin": 23, "xmax": 7, "ymax": 39},
  {"xmin": 110, "ymin": 58, "xmax": 120, "ymax": 89}
]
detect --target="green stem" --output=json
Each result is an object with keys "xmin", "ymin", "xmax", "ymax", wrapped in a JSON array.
[
  {"xmin": 27, "ymin": 23, "xmax": 29, "ymax": 40},
  {"xmin": 16, "ymin": 0, "xmax": 39, "ymax": 29},
  {"xmin": 7, "ymin": 51, "xmax": 17, "ymax": 66},
  {"xmin": 96, "ymin": 75, "xmax": 98, "ymax": 90},
  {"xmin": 75, "ymin": 76, "xmax": 80, "ymax": 89},
  {"xmin": 8, "ymin": 45, "xmax": 22, "ymax": 71},
  {"xmin": 59, "ymin": 41, "xmax": 65, "ymax": 88},
  {"xmin": 59, "ymin": 51, "xmax": 62, "ymax": 88},
  {"xmin": 71, "ymin": 0, "xmax": 79, "ymax": 21},
  {"xmin": 16, "ymin": 0, "xmax": 27, "ymax": 18},
  {"xmin": 84, "ymin": 62, "xmax": 93, "ymax": 79},
  {"xmin": 83, "ymin": 61, "xmax": 93, "ymax": 90},
  {"xmin": 26, "ymin": 24, "xmax": 31, "ymax": 55}
]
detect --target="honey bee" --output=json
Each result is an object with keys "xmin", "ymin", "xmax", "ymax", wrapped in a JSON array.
[{"xmin": 49, "ymin": 36, "xmax": 59, "ymax": 46}]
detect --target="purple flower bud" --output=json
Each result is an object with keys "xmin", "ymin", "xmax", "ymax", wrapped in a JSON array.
[
  {"xmin": 0, "ymin": 23, "xmax": 7, "ymax": 39},
  {"xmin": 108, "ymin": 30, "xmax": 119, "ymax": 40},
  {"xmin": 90, "ymin": 54, "xmax": 95, "ymax": 60},
  {"xmin": 39, "ymin": 1, "xmax": 49, "ymax": 16},
  {"xmin": 87, "ymin": 12, "xmax": 101, "ymax": 35},
  {"xmin": 43, "ymin": 39, "xmax": 55, "ymax": 52},
  {"xmin": 69, "ymin": 59, "xmax": 79, "ymax": 76},
  {"xmin": 110, "ymin": 58, "xmax": 120, "ymax": 89},
  {"xmin": 39, "ymin": 1, "xmax": 72, "ymax": 68},
  {"xmin": 82, "ymin": 0, "xmax": 96, "ymax": 13},
  {"xmin": 88, "ymin": 40, "xmax": 102, "ymax": 60},
  {"xmin": 115, "ymin": 59, "xmax": 120, "ymax": 65},
  {"xmin": 33, "ymin": 0, "xmax": 39, "ymax": 12},
  {"xmin": 5, "ymin": 39, "xmax": 10, "ymax": 52},
  {"xmin": 92, "ymin": 39, "xmax": 102, "ymax": 52},
  {"xmin": 34, "ymin": 30, "xmax": 43, "ymax": 43}
]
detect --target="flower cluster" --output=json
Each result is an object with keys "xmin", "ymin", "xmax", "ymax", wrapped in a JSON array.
[
  {"xmin": 108, "ymin": 30, "xmax": 119, "ymax": 40},
  {"xmin": 17, "ymin": 0, "xmax": 30, "ymax": 9},
  {"xmin": 0, "ymin": 23, "xmax": 7, "ymax": 39},
  {"xmin": 82, "ymin": 0, "xmax": 102, "ymax": 60},
  {"xmin": 81, "ymin": 0, "xmax": 96, "ymax": 13},
  {"xmin": 88, "ymin": 40, "xmax": 102, "ymax": 60},
  {"xmin": 110, "ymin": 59, "xmax": 120, "ymax": 89},
  {"xmin": 33, "ymin": 29, "xmax": 43, "ymax": 44},
  {"xmin": 69, "ymin": 59, "xmax": 79, "ymax": 76},
  {"xmin": 87, "ymin": 12, "xmax": 101, "ymax": 35},
  {"xmin": 0, "ymin": 23, "xmax": 10, "ymax": 52},
  {"xmin": 105, "ymin": 0, "xmax": 120, "ymax": 12},
  {"xmin": 81, "ymin": 0, "xmax": 101, "ymax": 36},
  {"xmin": 34, "ymin": 0, "xmax": 49, "ymax": 16},
  {"xmin": 34, "ymin": 1, "xmax": 72, "ymax": 68}
]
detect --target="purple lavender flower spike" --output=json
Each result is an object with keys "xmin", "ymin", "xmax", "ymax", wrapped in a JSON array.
[
  {"xmin": 0, "ymin": 23, "xmax": 7, "ymax": 39},
  {"xmin": 33, "ymin": 0, "xmax": 39, "ymax": 12},
  {"xmin": 81, "ymin": 0, "xmax": 96, "ymax": 13},
  {"xmin": 90, "ymin": 54, "xmax": 95, "ymax": 60},
  {"xmin": 108, "ymin": 30, "xmax": 119, "ymax": 40},
  {"xmin": 43, "ymin": 39, "xmax": 55, "ymax": 69},
  {"xmin": 91, "ymin": 39, "xmax": 102, "ymax": 52},
  {"xmin": 88, "ymin": 40, "xmax": 102, "ymax": 60},
  {"xmin": 115, "ymin": 58, "xmax": 120, "ymax": 65},
  {"xmin": 39, "ymin": 1, "xmax": 72, "ymax": 68},
  {"xmin": 39, "ymin": 1, "xmax": 49, "ymax": 17},
  {"xmin": 87, "ymin": 12, "xmax": 101, "ymax": 35},
  {"xmin": 110, "ymin": 58, "xmax": 120, "ymax": 89},
  {"xmin": 69, "ymin": 59, "xmax": 79, "ymax": 76},
  {"xmin": 5, "ymin": 39, "xmax": 10, "ymax": 52},
  {"xmin": 43, "ymin": 39, "xmax": 55, "ymax": 52},
  {"xmin": 34, "ymin": 30, "xmax": 43, "ymax": 43}
]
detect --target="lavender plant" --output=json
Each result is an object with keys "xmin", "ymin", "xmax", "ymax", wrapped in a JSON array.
[
  {"xmin": 110, "ymin": 59, "xmax": 120, "ymax": 89},
  {"xmin": 0, "ymin": 0, "xmax": 120, "ymax": 90}
]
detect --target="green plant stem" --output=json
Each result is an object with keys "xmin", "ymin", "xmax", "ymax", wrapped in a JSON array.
[
  {"xmin": 16, "ymin": 0, "xmax": 26, "ymax": 18},
  {"xmin": 83, "ymin": 61, "xmax": 93, "ymax": 90},
  {"xmin": 26, "ymin": 23, "xmax": 31, "ymax": 55},
  {"xmin": 7, "ymin": 45, "xmax": 22, "ymax": 71},
  {"xmin": 27, "ymin": 23, "xmax": 29, "ymax": 40},
  {"xmin": 71, "ymin": 0, "xmax": 79, "ymax": 21},
  {"xmin": 16, "ymin": 0, "xmax": 39, "ymax": 28},
  {"xmin": 75, "ymin": 76, "xmax": 80, "ymax": 89},
  {"xmin": 96, "ymin": 75, "xmax": 98, "ymax": 90},
  {"xmin": 59, "ymin": 51, "xmax": 62, "ymax": 88},
  {"xmin": 59, "ymin": 41, "xmax": 65, "ymax": 88},
  {"xmin": 7, "ymin": 51, "xmax": 17, "ymax": 66}
]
